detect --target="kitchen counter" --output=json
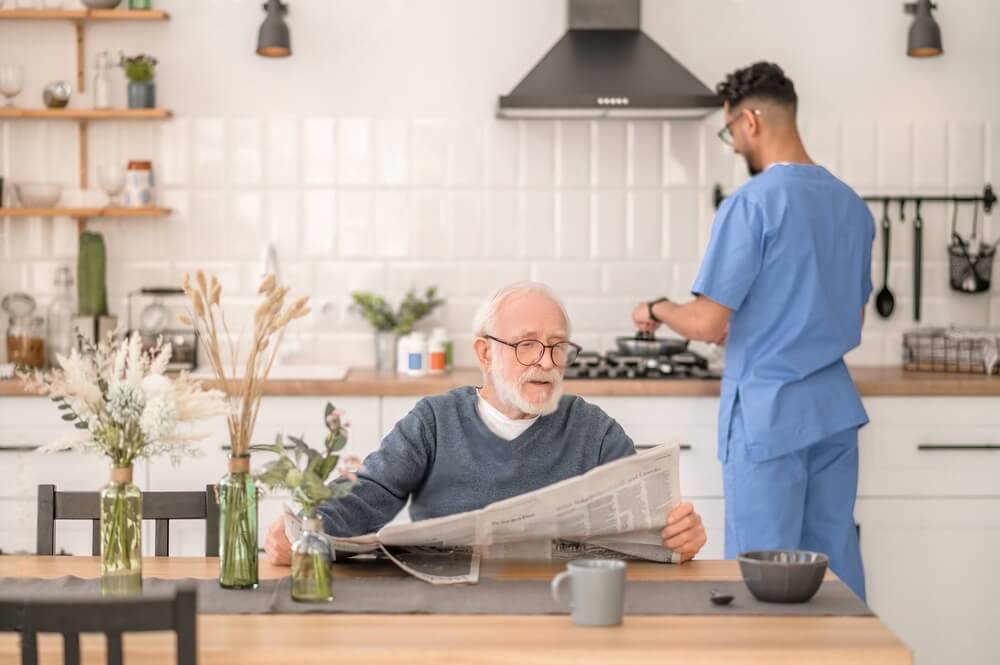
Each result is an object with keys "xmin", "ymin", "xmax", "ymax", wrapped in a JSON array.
[{"xmin": 1, "ymin": 366, "xmax": 998, "ymax": 397}]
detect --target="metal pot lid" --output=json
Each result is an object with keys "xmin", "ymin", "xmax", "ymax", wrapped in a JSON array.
[{"xmin": 1, "ymin": 292, "xmax": 36, "ymax": 317}]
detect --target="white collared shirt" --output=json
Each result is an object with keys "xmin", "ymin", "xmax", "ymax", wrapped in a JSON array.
[{"xmin": 476, "ymin": 389, "xmax": 538, "ymax": 441}]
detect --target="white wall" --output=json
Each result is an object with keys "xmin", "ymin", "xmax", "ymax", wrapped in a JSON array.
[{"xmin": 2, "ymin": 0, "xmax": 999, "ymax": 368}]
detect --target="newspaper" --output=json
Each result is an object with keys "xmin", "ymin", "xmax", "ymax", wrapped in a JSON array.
[{"xmin": 283, "ymin": 443, "xmax": 682, "ymax": 584}]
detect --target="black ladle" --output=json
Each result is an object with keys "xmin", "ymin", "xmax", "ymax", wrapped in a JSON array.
[
  {"xmin": 875, "ymin": 200, "xmax": 895, "ymax": 318},
  {"xmin": 913, "ymin": 200, "xmax": 923, "ymax": 322}
]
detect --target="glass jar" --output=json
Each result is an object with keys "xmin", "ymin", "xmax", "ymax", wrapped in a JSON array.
[
  {"xmin": 291, "ymin": 517, "xmax": 334, "ymax": 603},
  {"xmin": 218, "ymin": 454, "xmax": 259, "ymax": 589},
  {"xmin": 100, "ymin": 465, "xmax": 143, "ymax": 595},
  {"xmin": 7, "ymin": 316, "xmax": 45, "ymax": 369},
  {"xmin": 123, "ymin": 160, "xmax": 155, "ymax": 208},
  {"xmin": 46, "ymin": 266, "xmax": 75, "ymax": 368}
]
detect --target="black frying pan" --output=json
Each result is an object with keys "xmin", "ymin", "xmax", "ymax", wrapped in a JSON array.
[{"xmin": 616, "ymin": 331, "xmax": 689, "ymax": 357}]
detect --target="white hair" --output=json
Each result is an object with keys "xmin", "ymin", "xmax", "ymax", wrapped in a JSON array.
[{"xmin": 472, "ymin": 281, "xmax": 572, "ymax": 338}]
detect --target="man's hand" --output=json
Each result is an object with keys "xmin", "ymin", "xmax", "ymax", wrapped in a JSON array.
[
  {"xmin": 631, "ymin": 301, "xmax": 661, "ymax": 334},
  {"xmin": 265, "ymin": 517, "xmax": 292, "ymax": 566},
  {"xmin": 661, "ymin": 501, "xmax": 707, "ymax": 562}
]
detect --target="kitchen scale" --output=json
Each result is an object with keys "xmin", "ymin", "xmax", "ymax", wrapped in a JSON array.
[{"xmin": 126, "ymin": 287, "xmax": 199, "ymax": 371}]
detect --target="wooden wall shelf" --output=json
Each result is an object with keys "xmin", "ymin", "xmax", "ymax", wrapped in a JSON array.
[
  {"xmin": 0, "ymin": 108, "xmax": 173, "ymax": 120},
  {"xmin": 0, "ymin": 207, "xmax": 171, "ymax": 219},
  {"xmin": 0, "ymin": 9, "xmax": 169, "ymax": 21}
]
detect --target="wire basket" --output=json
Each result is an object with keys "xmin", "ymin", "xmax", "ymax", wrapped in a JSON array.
[{"xmin": 903, "ymin": 328, "xmax": 1000, "ymax": 374}]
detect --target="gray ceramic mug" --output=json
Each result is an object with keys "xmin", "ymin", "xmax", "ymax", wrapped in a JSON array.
[{"xmin": 550, "ymin": 559, "xmax": 626, "ymax": 626}]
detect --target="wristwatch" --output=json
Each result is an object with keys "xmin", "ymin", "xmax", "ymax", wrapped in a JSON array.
[{"xmin": 647, "ymin": 297, "xmax": 670, "ymax": 323}]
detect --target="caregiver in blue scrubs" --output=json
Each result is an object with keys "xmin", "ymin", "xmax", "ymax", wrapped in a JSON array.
[{"xmin": 632, "ymin": 62, "xmax": 874, "ymax": 600}]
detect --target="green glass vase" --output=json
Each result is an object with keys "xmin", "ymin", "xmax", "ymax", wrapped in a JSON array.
[
  {"xmin": 291, "ymin": 517, "xmax": 333, "ymax": 603},
  {"xmin": 218, "ymin": 454, "xmax": 258, "ymax": 589},
  {"xmin": 100, "ymin": 466, "xmax": 142, "ymax": 596}
]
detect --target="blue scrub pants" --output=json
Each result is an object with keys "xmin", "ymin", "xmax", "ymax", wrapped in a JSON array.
[{"xmin": 723, "ymin": 404, "xmax": 867, "ymax": 601}]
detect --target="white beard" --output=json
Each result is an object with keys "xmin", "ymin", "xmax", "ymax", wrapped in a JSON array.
[{"xmin": 489, "ymin": 357, "xmax": 564, "ymax": 417}]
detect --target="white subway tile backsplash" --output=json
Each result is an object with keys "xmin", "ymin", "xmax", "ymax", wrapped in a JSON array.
[
  {"xmin": 410, "ymin": 191, "xmax": 450, "ymax": 259},
  {"xmin": 51, "ymin": 218, "xmax": 77, "ymax": 258},
  {"xmin": 456, "ymin": 262, "xmax": 529, "ymax": 297},
  {"xmin": 602, "ymin": 262, "xmax": 672, "ymax": 297},
  {"xmin": 375, "ymin": 119, "xmax": 409, "ymax": 186},
  {"xmin": 228, "ymin": 192, "xmax": 264, "ymax": 259},
  {"xmin": 989, "ymin": 121, "xmax": 1000, "ymax": 183},
  {"xmin": 949, "ymin": 121, "xmax": 986, "ymax": 191},
  {"xmin": 337, "ymin": 190, "xmax": 374, "ymax": 258},
  {"xmin": 627, "ymin": 191, "xmax": 662, "ymax": 259},
  {"xmin": 664, "ymin": 122, "xmax": 700, "ymax": 187},
  {"xmin": 664, "ymin": 189, "xmax": 701, "ymax": 260},
  {"xmin": 386, "ymin": 263, "xmax": 456, "ymax": 300},
  {"xmin": 486, "ymin": 121, "xmax": 519, "ymax": 186},
  {"xmin": 302, "ymin": 190, "xmax": 337, "ymax": 258},
  {"xmin": 841, "ymin": 120, "xmax": 876, "ymax": 190},
  {"xmin": 450, "ymin": 121, "xmax": 484, "ymax": 187},
  {"xmin": 876, "ymin": 121, "xmax": 913, "ymax": 190},
  {"xmin": 189, "ymin": 192, "xmax": 227, "ymax": 257},
  {"xmin": 522, "ymin": 122, "xmax": 555, "ymax": 187},
  {"xmin": 628, "ymin": 122, "xmax": 662, "ymax": 188},
  {"xmin": 592, "ymin": 191, "xmax": 626, "ymax": 258},
  {"xmin": 228, "ymin": 118, "xmax": 263, "ymax": 186},
  {"xmin": 411, "ymin": 119, "xmax": 448, "ymax": 185},
  {"xmin": 914, "ymin": 121, "xmax": 948, "ymax": 189},
  {"xmin": 266, "ymin": 118, "xmax": 299, "ymax": 186},
  {"xmin": 266, "ymin": 190, "xmax": 300, "ymax": 257},
  {"xmin": 157, "ymin": 118, "xmax": 191, "ymax": 187},
  {"xmin": 521, "ymin": 191, "xmax": 555, "ymax": 259},
  {"xmin": 557, "ymin": 120, "xmax": 591, "ymax": 187},
  {"xmin": 594, "ymin": 121, "xmax": 627, "ymax": 188},
  {"xmin": 338, "ymin": 118, "xmax": 372, "ymax": 186},
  {"xmin": 450, "ymin": 191, "xmax": 484, "ymax": 258},
  {"xmin": 671, "ymin": 263, "xmax": 701, "ymax": 301},
  {"xmin": 193, "ymin": 118, "xmax": 226, "ymax": 187},
  {"xmin": 315, "ymin": 261, "xmax": 386, "ymax": 300},
  {"xmin": 563, "ymin": 298, "xmax": 634, "ymax": 331},
  {"xmin": 802, "ymin": 118, "xmax": 840, "ymax": 176},
  {"xmin": 556, "ymin": 191, "xmax": 590, "ymax": 259},
  {"xmin": 484, "ymin": 191, "xmax": 521, "ymax": 258},
  {"xmin": 303, "ymin": 118, "xmax": 337, "ymax": 186},
  {"xmin": 532, "ymin": 262, "xmax": 601, "ymax": 296},
  {"xmin": 374, "ymin": 191, "xmax": 410, "ymax": 258}
]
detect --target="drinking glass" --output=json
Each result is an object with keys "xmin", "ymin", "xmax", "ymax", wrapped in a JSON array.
[
  {"xmin": 0, "ymin": 66, "xmax": 24, "ymax": 107},
  {"xmin": 98, "ymin": 164, "xmax": 126, "ymax": 205}
]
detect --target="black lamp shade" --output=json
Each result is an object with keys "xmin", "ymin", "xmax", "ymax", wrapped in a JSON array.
[
  {"xmin": 906, "ymin": 0, "xmax": 943, "ymax": 57},
  {"xmin": 257, "ymin": 0, "xmax": 291, "ymax": 58}
]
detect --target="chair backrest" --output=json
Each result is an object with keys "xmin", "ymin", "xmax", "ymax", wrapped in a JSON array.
[
  {"xmin": 36, "ymin": 485, "xmax": 219, "ymax": 557},
  {"xmin": 0, "ymin": 586, "xmax": 196, "ymax": 665}
]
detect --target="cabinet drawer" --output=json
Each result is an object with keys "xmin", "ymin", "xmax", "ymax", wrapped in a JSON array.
[{"xmin": 859, "ymin": 425, "xmax": 1000, "ymax": 497}]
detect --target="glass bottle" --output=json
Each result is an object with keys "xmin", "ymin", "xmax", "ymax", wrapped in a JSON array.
[
  {"xmin": 218, "ymin": 454, "xmax": 259, "ymax": 589},
  {"xmin": 291, "ymin": 516, "xmax": 334, "ymax": 602},
  {"xmin": 46, "ymin": 265, "xmax": 75, "ymax": 368},
  {"xmin": 93, "ymin": 50, "xmax": 112, "ymax": 110},
  {"xmin": 100, "ymin": 465, "xmax": 143, "ymax": 595}
]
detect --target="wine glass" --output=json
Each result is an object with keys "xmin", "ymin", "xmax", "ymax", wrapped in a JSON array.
[
  {"xmin": 0, "ymin": 66, "xmax": 24, "ymax": 108},
  {"xmin": 98, "ymin": 165, "xmax": 126, "ymax": 206}
]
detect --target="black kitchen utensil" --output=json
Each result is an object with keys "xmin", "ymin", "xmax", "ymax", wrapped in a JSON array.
[
  {"xmin": 709, "ymin": 589, "xmax": 734, "ymax": 606},
  {"xmin": 948, "ymin": 202, "xmax": 996, "ymax": 294},
  {"xmin": 615, "ymin": 331, "xmax": 689, "ymax": 357},
  {"xmin": 875, "ymin": 200, "xmax": 895, "ymax": 318},
  {"xmin": 913, "ymin": 200, "xmax": 923, "ymax": 321}
]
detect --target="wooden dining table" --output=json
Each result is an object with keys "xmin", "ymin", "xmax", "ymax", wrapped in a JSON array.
[{"xmin": 0, "ymin": 555, "xmax": 911, "ymax": 665}]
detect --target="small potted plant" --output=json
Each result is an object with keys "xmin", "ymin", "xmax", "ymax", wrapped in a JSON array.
[
  {"xmin": 351, "ymin": 286, "xmax": 444, "ymax": 373},
  {"xmin": 253, "ymin": 403, "xmax": 360, "ymax": 603},
  {"xmin": 120, "ymin": 53, "xmax": 157, "ymax": 109}
]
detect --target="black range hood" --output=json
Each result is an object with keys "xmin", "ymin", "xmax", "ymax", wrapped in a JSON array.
[{"xmin": 498, "ymin": 0, "xmax": 721, "ymax": 119}]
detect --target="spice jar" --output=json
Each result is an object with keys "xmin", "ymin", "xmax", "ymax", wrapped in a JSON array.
[
  {"xmin": 123, "ymin": 160, "xmax": 155, "ymax": 208},
  {"xmin": 2, "ymin": 293, "xmax": 46, "ymax": 369}
]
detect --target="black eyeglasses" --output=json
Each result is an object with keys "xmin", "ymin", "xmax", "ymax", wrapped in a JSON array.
[
  {"xmin": 717, "ymin": 108, "xmax": 762, "ymax": 146},
  {"xmin": 485, "ymin": 335, "xmax": 582, "ymax": 368}
]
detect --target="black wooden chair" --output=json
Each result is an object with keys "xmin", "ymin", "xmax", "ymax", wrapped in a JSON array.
[
  {"xmin": 0, "ymin": 586, "xmax": 196, "ymax": 665},
  {"xmin": 36, "ymin": 485, "xmax": 219, "ymax": 557}
]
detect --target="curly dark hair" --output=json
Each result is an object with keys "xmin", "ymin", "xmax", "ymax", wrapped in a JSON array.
[{"xmin": 716, "ymin": 62, "xmax": 797, "ymax": 110}]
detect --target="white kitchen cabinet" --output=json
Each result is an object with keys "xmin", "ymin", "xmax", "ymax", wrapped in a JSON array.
[{"xmin": 856, "ymin": 497, "xmax": 1000, "ymax": 665}]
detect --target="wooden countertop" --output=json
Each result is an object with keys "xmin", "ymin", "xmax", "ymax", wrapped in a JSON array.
[
  {"xmin": 1, "ymin": 366, "xmax": 998, "ymax": 398},
  {"xmin": 0, "ymin": 556, "xmax": 911, "ymax": 665}
]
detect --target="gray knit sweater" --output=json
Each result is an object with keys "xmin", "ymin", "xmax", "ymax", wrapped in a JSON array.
[{"xmin": 317, "ymin": 386, "xmax": 636, "ymax": 537}]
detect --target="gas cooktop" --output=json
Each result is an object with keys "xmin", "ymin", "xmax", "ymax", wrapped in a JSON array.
[{"xmin": 564, "ymin": 350, "xmax": 720, "ymax": 380}]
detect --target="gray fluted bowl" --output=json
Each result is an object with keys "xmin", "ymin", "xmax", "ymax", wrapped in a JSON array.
[
  {"xmin": 81, "ymin": 0, "xmax": 123, "ymax": 8},
  {"xmin": 738, "ymin": 550, "xmax": 828, "ymax": 603}
]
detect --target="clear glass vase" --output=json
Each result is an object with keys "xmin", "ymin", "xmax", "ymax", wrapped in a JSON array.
[
  {"xmin": 100, "ymin": 466, "xmax": 142, "ymax": 596},
  {"xmin": 291, "ymin": 517, "xmax": 333, "ymax": 602},
  {"xmin": 374, "ymin": 331, "xmax": 397, "ymax": 375},
  {"xmin": 218, "ymin": 454, "xmax": 258, "ymax": 589}
]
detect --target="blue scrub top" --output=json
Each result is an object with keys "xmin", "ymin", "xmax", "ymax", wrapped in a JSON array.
[{"xmin": 692, "ymin": 164, "xmax": 875, "ymax": 463}]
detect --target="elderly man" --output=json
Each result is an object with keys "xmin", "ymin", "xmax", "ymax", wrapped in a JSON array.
[{"xmin": 265, "ymin": 281, "xmax": 707, "ymax": 564}]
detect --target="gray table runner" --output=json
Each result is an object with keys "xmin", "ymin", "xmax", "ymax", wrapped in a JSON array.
[{"xmin": 0, "ymin": 576, "xmax": 872, "ymax": 617}]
